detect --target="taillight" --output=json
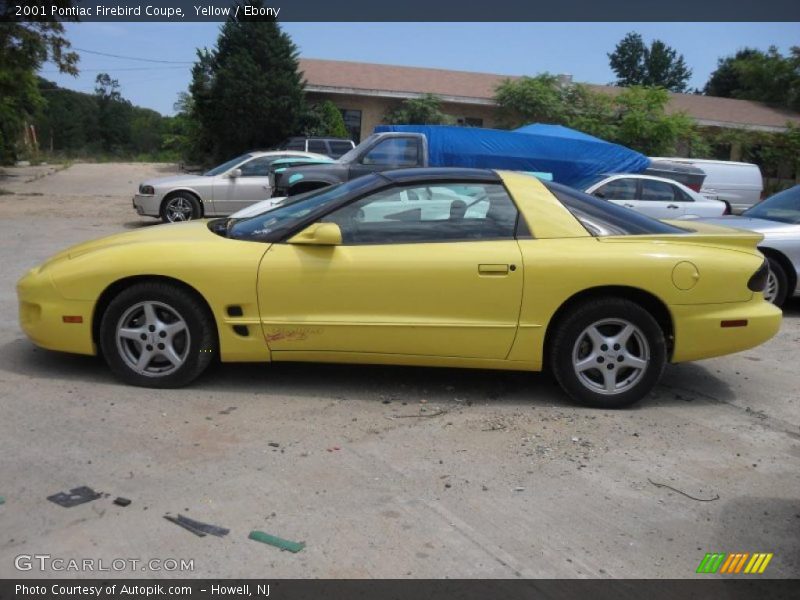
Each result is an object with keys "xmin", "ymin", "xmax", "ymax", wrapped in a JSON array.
[
  {"xmin": 687, "ymin": 183, "xmax": 702, "ymax": 192},
  {"xmin": 748, "ymin": 260, "xmax": 769, "ymax": 292}
]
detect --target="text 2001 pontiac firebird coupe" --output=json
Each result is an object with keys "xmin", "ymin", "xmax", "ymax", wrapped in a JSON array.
[{"xmin": 18, "ymin": 169, "xmax": 781, "ymax": 408}]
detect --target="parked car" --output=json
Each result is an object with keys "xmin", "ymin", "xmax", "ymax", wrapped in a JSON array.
[
  {"xmin": 133, "ymin": 151, "xmax": 328, "ymax": 223},
  {"xmin": 650, "ymin": 157, "xmax": 763, "ymax": 214},
  {"xmin": 277, "ymin": 136, "xmax": 356, "ymax": 159},
  {"xmin": 692, "ymin": 184, "xmax": 800, "ymax": 306},
  {"xmin": 267, "ymin": 156, "xmax": 334, "ymax": 191},
  {"xmin": 19, "ymin": 168, "xmax": 780, "ymax": 408},
  {"xmin": 274, "ymin": 127, "xmax": 649, "ymax": 199},
  {"xmin": 644, "ymin": 160, "xmax": 707, "ymax": 193},
  {"xmin": 274, "ymin": 132, "xmax": 429, "ymax": 196},
  {"xmin": 583, "ymin": 174, "xmax": 727, "ymax": 219},
  {"xmin": 230, "ymin": 196, "xmax": 287, "ymax": 219}
]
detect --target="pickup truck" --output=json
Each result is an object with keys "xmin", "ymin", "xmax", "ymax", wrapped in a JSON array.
[{"xmin": 273, "ymin": 132, "xmax": 429, "ymax": 197}]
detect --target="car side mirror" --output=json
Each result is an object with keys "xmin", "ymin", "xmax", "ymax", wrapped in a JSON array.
[
  {"xmin": 229, "ymin": 168, "xmax": 242, "ymax": 178},
  {"xmin": 593, "ymin": 191, "xmax": 605, "ymax": 199},
  {"xmin": 288, "ymin": 222, "xmax": 342, "ymax": 246}
]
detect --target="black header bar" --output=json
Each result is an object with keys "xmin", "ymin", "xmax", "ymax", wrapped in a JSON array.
[{"xmin": 4, "ymin": 0, "xmax": 800, "ymax": 22}]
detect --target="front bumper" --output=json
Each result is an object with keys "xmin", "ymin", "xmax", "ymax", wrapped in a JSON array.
[
  {"xmin": 17, "ymin": 268, "xmax": 96, "ymax": 356},
  {"xmin": 132, "ymin": 193, "xmax": 161, "ymax": 217},
  {"xmin": 670, "ymin": 294, "xmax": 781, "ymax": 363}
]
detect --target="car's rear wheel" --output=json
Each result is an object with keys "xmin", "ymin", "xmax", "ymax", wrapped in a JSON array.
[
  {"xmin": 99, "ymin": 282, "xmax": 216, "ymax": 388},
  {"xmin": 764, "ymin": 257, "xmax": 788, "ymax": 306},
  {"xmin": 550, "ymin": 297, "xmax": 666, "ymax": 408},
  {"xmin": 161, "ymin": 193, "xmax": 201, "ymax": 223}
]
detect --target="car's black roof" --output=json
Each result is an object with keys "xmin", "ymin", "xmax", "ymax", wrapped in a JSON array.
[{"xmin": 379, "ymin": 167, "xmax": 500, "ymax": 184}]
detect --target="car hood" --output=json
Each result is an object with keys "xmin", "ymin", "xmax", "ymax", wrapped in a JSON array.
[
  {"xmin": 693, "ymin": 216, "xmax": 798, "ymax": 234},
  {"xmin": 230, "ymin": 197, "xmax": 286, "ymax": 218},
  {"xmin": 39, "ymin": 221, "xmax": 223, "ymax": 270},
  {"xmin": 140, "ymin": 174, "xmax": 209, "ymax": 189}
]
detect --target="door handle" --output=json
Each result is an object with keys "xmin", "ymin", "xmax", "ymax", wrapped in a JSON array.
[
  {"xmin": 667, "ymin": 204, "xmax": 680, "ymax": 209},
  {"xmin": 623, "ymin": 203, "xmax": 634, "ymax": 208},
  {"xmin": 478, "ymin": 264, "xmax": 510, "ymax": 275}
]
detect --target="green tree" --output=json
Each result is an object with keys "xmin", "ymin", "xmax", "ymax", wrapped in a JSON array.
[
  {"xmin": 608, "ymin": 32, "xmax": 692, "ymax": 92},
  {"xmin": 0, "ymin": 1, "xmax": 80, "ymax": 162},
  {"xmin": 704, "ymin": 46, "xmax": 800, "ymax": 111},
  {"xmin": 302, "ymin": 100, "xmax": 349, "ymax": 137},
  {"xmin": 94, "ymin": 73, "xmax": 133, "ymax": 153},
  {"xmin": 35, "ymin": 78, "xmax": 99, "ymax": 153},
  {"xmin": 561, "ymin": 84, "xmax": 617, "ymax": 140},
  {"xmin": 612, "ymin": 86, "xmax": 694, "ymax": 155},
  {"xmin": 384, "ymin": 93, "xmax": 454, "ymax": 125},
  {"xmin": 494, "ymin": 74, "xmax": 565, "ymax": 128},
  {"xmin": 188, "ymin": 1, "xmax": 306, "ymax": 163}
]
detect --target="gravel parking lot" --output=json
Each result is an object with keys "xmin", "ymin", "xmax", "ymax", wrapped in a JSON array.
[{"xmin": 0, "ymin": 163, "xmax": 798, "ymax": 579}]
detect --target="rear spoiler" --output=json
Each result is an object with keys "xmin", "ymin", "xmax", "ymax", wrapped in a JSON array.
[{"xmin": 625, "ymin": 220, "xmax": 765, "ymax": 252}]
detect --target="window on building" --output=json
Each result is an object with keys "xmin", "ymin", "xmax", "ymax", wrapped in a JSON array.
[
  {"xmin": 456, "ymin": 117, "xmax": 484, "ymax": 127},
  {"xmin": 340, "ymin": 109, "xmax": 362, "ymax": 142}
]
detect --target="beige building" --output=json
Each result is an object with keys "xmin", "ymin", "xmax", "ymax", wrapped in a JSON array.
[{"xmin": 300, "ymin": 58, "xmax": 800, "ymax": 159}]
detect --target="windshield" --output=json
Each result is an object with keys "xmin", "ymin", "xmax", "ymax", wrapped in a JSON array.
[
  {"xmin": 336, "ymin": 134, "xmax": 375, "ymax": 163},
  {"xmin": 743, "ymin": 185, "xmax": 800, "ymax": 224},
  {"xmin": 228, "ymin": 175, "xmax": 379, "ymax": 242},
  {"xmin": 205, "ymin": 154, "xmax": 251, "ymax": 176},
  {"xmin": 545, "ymin": 181, "xmax": 689, "ymax": 236}
]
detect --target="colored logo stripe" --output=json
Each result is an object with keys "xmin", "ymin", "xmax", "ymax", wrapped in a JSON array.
[
  {"xmin": 697, "ymin": 553, "xmax": 726, "ymax": 573},
  {"xmin": 698, "ymin": 552, "xmax": 773, "ymax": 574}
]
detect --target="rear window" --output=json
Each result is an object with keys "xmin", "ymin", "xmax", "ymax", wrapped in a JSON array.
[
  {"xmin": 329, "ymin": 141, "xmax": 355, "ymax": 157},
  {"xmin": 307, "ymin": 140, "xmax": 328, "ymax": 154},
  {"xmin": 545, "ymin": 181, "xmax": 689, "ymax": 236}
]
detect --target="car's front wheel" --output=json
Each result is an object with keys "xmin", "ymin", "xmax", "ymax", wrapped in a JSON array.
[
  {"xmin": 161, "ymin": 193, "xmax": 201, "ymax": 223},
  {"xmin": 550, "ymin": 297, "xmax": 666, "ymax": 408},
  {"xmin": 99, "ymin": 282, "xmax": 216, "ymax": 388}
]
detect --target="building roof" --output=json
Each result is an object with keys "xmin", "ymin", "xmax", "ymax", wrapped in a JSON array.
[{"xmin": 299, "ymin": 58, "xmax": 800, "ymax": 132}]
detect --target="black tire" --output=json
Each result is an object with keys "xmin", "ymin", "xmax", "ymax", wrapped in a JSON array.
[
  {"xmin": 99, "ymin": 282, "xmax": 217, "ymax": 388},
  {"xmin": 550, "ymin": 297, "xmax": 666, "ymax": 409},
  {"xmin": 764, "ymin": 256, "xmax": 789, "ymax": 307},
  {"xmin": 161, "ymin": 193, "xmax": 201, "ymax": 223}
]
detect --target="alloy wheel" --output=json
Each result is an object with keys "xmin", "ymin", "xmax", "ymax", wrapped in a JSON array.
[
  {"xmin": 571, "ymin": 318, "xmax": 650, "ymax": 395},
  {"xmin": 164, "ymin": 197, "xmax": 193, "ymax": 222},
  {"xmin": 764, "ymin": 269, "xmax": 779, "ymax": 304},
  {"xmin": 115, "ymin": 301, "xmax": 191, "ymax": 377}
]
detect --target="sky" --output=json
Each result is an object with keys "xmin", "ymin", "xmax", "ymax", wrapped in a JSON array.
[{"xmin": 39, "ymin": 22, "xmax": 800, "ymax": 115}]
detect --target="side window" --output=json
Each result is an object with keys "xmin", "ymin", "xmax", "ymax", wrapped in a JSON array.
[
  {"xmin": 285, "ymin": 140, "xmax": 305, "ymax": 151},
  {"xmin": 307, "ymin": 140, "xmax": 328, "ymax": 154},
  {"xmin": 239, "ymin": 156, "xmax": 276, "ymax": 177},
  {"xmin": 361, "ymin": 138, "xmax": 419, "ymax": 167},
  {"xmin": 593, "ymin": 178, "xmax": 637, "ymax": 200},
  {"xmin": 321, "ymin": 182, "xmax": 518, "ymax": 245},
  {"xmin": 329, "ymin": 141, "xmax": 355, "ymax": 158},
  {"xmin": 674, "ymin": 185, "xmax": 694, "ymax": 202},
  {"xmin": 641, "ymin": 179, "xmax": 677, "ymax": 202}
]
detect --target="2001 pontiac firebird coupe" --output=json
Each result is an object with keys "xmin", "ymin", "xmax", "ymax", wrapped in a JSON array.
[{"xmin": 18, "ymin": 169, "xmax": 781, "ymax": 408}]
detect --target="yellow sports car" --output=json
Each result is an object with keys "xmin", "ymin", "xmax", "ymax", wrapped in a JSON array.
[{"xmin": 17, "ymin": 168, "xmax": 781, "ymax": 408}]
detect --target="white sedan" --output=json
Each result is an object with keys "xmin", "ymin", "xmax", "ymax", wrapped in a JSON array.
[
  {"xmin": 133, "ymin": 151, "xmax": 329, "ymax": 223},
  {"xmin": 583, "ymin": 174, "xmax": 727, "ymax": 219}
]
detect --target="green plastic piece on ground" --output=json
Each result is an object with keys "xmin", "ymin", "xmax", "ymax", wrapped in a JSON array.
[
  {"xmin": 248, "ymin": 530, "xmax": 305, "ymax": 553},
  {"xmin": 0, "ymin": 496, "xmax": 5, "ymax": 505}
]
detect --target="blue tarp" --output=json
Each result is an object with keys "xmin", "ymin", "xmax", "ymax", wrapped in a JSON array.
[
  {"xmin": 513, "ymin": 123, "xmax": 606, "ymax": 143},
  {"xmin": 373, "ymin": 124, "xmax": 650, "ymax": 187}
]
